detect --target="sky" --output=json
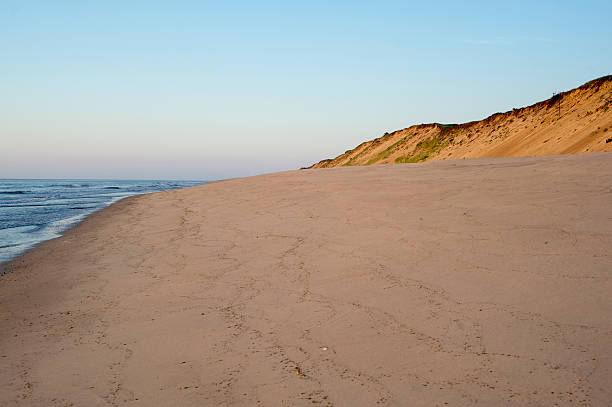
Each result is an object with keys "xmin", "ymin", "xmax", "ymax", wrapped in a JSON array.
[{"xmin": 1, "ymin": 1, "xmax": 611, "ymax": 180}]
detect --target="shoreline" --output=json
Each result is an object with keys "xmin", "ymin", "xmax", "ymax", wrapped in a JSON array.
[
  {"xmin": 0, "ymin": 181, "xmax": 206, "ymax": 273},
  {"xmin": 0, "ymin": 194, "xmax": 141, "ymax": 275},
  {"xmin": 1, "ymin": 153, "xmax": 611, "ymax": 406}
]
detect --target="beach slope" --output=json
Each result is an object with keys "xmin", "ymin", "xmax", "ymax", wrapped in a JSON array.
[{"xmin": 1, "ymin": 153, "xmax": 611, "ymax": 406}]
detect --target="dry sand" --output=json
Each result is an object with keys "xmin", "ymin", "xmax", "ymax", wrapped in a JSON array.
[{"xmin": 1, "ymin": 153, "xmax": 611, "ymax": 406}]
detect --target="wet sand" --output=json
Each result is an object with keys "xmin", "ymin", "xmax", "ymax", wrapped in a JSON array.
[{"xmin": 1, "ymin": 153, "xmax": 611, "ymax": 406}]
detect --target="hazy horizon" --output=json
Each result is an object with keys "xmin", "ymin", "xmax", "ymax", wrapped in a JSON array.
[{"xmin": 2, "ymin": 1, "xmax": 611, "ymax": 179}]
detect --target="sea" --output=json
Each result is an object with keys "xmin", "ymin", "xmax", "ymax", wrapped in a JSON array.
[{"xmin": 0, "ymin": 179, "xmax": 204, "ymax": 266}]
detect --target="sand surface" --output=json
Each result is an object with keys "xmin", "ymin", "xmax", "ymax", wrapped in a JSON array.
[{"xmin": 1, "ymin": 153, "xmax": 611, "ymax": 406}]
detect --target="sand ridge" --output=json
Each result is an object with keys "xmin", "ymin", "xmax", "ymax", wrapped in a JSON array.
[
  {"xmin": 311, "ymin": 76, "xmax": 612, "ymax": 168},
  {"xmin": 1, "ymin": 153, "xmax": 611, "ymax": 406}
]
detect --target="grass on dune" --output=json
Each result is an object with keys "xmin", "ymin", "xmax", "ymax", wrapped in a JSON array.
[
  {"xmin": 365, "ymin": 136, "xmax": 411, "ymax": 165},
  {"xmin": 395, "ymin": 134, "xmax": 453, "ymax": 164}
]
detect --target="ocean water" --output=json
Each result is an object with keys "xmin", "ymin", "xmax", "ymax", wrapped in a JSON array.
[{"xmin": 0, "ymin": 179, "xmax": 204, "ymax": 265}]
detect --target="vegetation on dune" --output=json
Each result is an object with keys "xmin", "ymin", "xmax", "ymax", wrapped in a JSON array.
[
  {"xmin": 365, "ymin": 135, "xmax": 411, "ymax": 165},
  {"xmin": 343, "ymin": 151, "xmax": 365, "ymax": 166},
  {"xmin": 395, "ymin": 134, "xmax": 453, "ymax": 164},
  {"xmin": 395, "ymin": 151, "xmax": 431, "ymax": 163}
]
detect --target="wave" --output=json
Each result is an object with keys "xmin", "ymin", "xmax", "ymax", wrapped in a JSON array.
[
  {"xmin": 48, "ymin": 183, "xmax": 90, "ymax": 188},
  {"xmin": 0, "ymin": 243, "xmax": 21, "ymax": 249},
  {"xmin": 0, "ymin": 190, "xmax": 30, "ymax": 194},
  {"xmin": 0, "ymin": 202, "xmax": 73, "ymax": 208}
]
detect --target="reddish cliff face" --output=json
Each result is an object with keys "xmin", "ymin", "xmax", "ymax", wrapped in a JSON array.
[{"xmin": 310, "ymin": 76, "xmax": 612, "ymax": 169}]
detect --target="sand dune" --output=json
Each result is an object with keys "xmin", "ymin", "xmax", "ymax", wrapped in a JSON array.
[
  {"xmin": 1, "ymin": 153, "xmax": 612, "ymax": 406},
  {"xmin": 311, "ymin": 76, "xmax": 612, "ymax": 168}
]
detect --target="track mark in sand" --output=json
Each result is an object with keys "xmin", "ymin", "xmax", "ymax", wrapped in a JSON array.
[
  {"xmin": 375, "ymin": 263, "xmax": 461, "ymax": 305},
  {"xmin": 275, "ymin": 235, "xmax": 313, "ymax": 301},
  {"xmin": 104, "ymin": 344, "xmax": 135, "ymax": 406},
  {"xmin": 213, "ymin": 366, "xmax": 242, "ymax": 396},
  {"xmin": 374, "ymin": 265, "xmax": 606, "ymax": 404},
  {"xmin": 254, "ymin": 334, "xmax": 341, "ymax": 406},
  {"xmin": 369, "ymin": 268, "xmax": 596, "ymax": 403},
  {"xmin": 300, "ymin": 389, "xmax": 333, "ymax": 406},
  {"xmin": 9, "ymin": 359, "xmax": 34, "ymax": 403},
  {"xmin": 217, "ymin": 304, "xmax": 249, "ymax": 343},
  {"xmin": 210, "ymin": 297, "xmax": 340, "ymax": 406},
  {"xmin": 293, "ymin": 327, "xmax": 392, "ymax": 406}
]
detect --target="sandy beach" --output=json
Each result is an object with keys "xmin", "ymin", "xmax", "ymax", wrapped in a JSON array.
[{"xmin": 1, "ymin": 153, "xmax": 611, "ymax": 406}]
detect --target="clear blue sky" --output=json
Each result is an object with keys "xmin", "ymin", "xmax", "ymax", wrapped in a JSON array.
[{"xmin": 1, "ymin": 1, "xmax": 611, "ymax": 179}]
